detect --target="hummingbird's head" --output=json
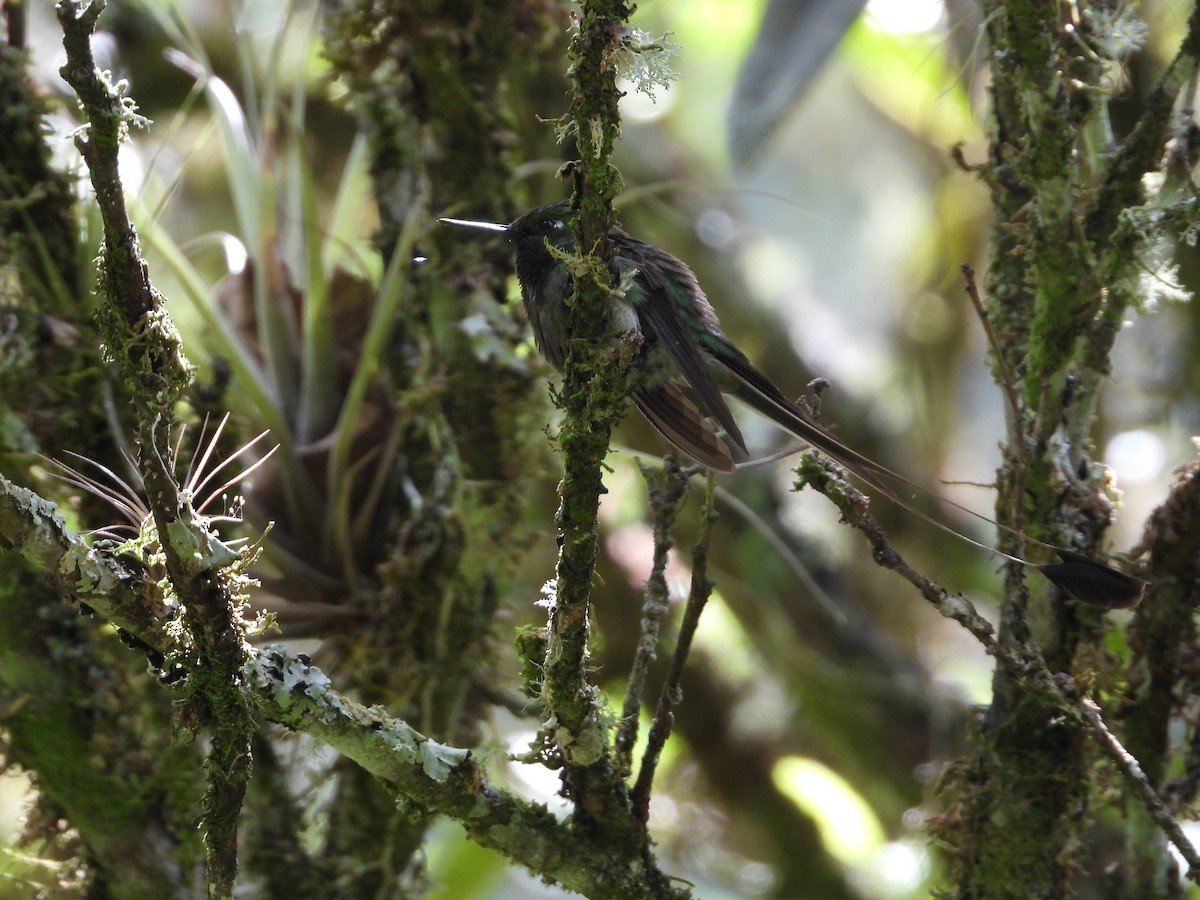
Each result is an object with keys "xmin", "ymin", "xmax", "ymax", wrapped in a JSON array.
[
  {"xmin": 507, "ymin": 201, "xmax": 577, "ymax": 253},
  {"xmin": 439, "ymin": 202, "xmax": 579, "ymax": 304}
]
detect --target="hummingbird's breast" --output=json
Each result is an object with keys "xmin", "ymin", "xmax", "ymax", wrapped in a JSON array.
[{"xmin": 516, "ymin": 239, "xmax": 647, "ymax": 372}]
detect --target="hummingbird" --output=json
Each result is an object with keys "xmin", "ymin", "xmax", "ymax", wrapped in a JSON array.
[{"xmin": 440, "ymin": 200, "xmax": 1146, "ymax": 609}]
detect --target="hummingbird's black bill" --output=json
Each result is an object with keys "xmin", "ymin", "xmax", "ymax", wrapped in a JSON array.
[{"xmin": 438, "ymin": 217, "xmax": 510, "ymax": 234}]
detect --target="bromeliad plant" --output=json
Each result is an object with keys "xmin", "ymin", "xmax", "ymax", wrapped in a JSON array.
[{"xmin": 130, "ymin": 21, "xmax": 413, "ymax": 613}]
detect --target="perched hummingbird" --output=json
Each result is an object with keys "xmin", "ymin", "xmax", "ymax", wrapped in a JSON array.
[{"xmin": 440, "ymin": 200, "xmax": 1146, "ymax": 609}]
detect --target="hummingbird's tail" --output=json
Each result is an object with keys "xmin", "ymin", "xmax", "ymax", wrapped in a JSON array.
[{"xmin": 712, "ymin": 343, "xmax": 1146, "ymax": 609}]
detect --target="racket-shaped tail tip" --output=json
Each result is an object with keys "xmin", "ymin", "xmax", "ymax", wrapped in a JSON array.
[{"xmin": 1038, "ymin": 550, "xmax": 1148, "ymax": 609}]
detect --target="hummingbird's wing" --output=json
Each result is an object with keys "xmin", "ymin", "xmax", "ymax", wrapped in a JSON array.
[
  {"xmin": 632, "ymin": 383, "xmax": 736, "ymax": 472},
  {"xmin": 618, "ymin": 241, "xmax": 748, "ymax": 454}
]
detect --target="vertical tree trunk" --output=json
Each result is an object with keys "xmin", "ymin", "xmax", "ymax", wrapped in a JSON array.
[
  {"xmin": 939, "ymin": 2, "xmax": 1200, "ymax": 895},
  {"xmin": 315, "ymin": 2, "xmax": 562, "ymax": 891}
]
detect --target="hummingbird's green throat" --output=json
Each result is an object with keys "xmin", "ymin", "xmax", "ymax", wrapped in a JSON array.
[{"xmin": 440, "ymin": 202, "xmax": 1146, "ymax": 610}]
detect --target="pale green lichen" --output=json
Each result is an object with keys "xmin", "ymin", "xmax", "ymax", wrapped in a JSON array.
[
  {"xmin": 1138, "ymin": 253, "xmax": 1190, "ymax": 307},
  {"xmin": 588, "ymin": 118, "xmax": 605, "ymax": 156},
  {"xmin": 614, "ymin": 264, "xmax": 638, "ymax": 299},
  {"xmin": 615, "ymin": 28, "xmax": 680, "ymax": 102},
  {"xmin": 419, "ymin": 739, "xmax": 469, "ymax": 781},
  {"xmin": 554, "ymin": 116, "xmax": 576, "ymax": 146},
  {"xmin": 1089, "ymin": 5, "xmax": 1148, "ymax": 60},
  {"xmin": 247, "ymin": 646, "xmax": 335, "ymax": 715},
  {"xmin": 247, "ymin": 646, "xmax": 471, "ymax": 782},
  {"xmin": 71, "ymin": 544, "xmax": 124, "ymax": 595},
  {"xmin": 536, "ymin": 578, "xmax": 557, "ymax": 611}
]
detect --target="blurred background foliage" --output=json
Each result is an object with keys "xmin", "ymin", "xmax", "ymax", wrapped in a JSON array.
[{"xmin": 4, "ymin": 0, "xmax": 1200, "ymax": 897}]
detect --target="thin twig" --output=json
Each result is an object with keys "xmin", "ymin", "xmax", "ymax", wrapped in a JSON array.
[
  {"xmin": 631, "ymin": 470, "xmax": 718, "ymax": 820},
  {"xmin": 1080, "ymin": 697, "xmax": 1200, "ymax": 884},
  {"xmin": 794, "ymin": 453, "xmax": 1001, "ymax": 650},
  {"xmin": 961, "ymin": 263, "xmax": 1022, "ymax": 422},
  {"xmin": 610, "ymin": 446, "xmax": 848, "ymax": 625},
  {"xmin": 795, "ymin": 451, "xmax": 1200, "ymax": 882},
  {"xmin": 615, "ymin": 457, "xmax": 693, "ymax": 772}
]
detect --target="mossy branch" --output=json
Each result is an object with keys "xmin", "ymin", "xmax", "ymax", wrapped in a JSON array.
[
  {"xmin": 792, "ymin": 454, "xmax": 1200, "ymax": 883},
  {"xmin": 56, "ymin": 3, "xmax": 252, "ymax": 896},
  {"xmin": 631, "ymin": 468, "xmax": 718, "ymax": 820},
  {"xmin": 614, "ymin": 457, "xmax": 694, "ymax": 773},
  {"xmin": 0, "ymin": 475, "xmax": 690, "ymax": 898},
  {"xmin": 540, "ymin": 0, "xmax": 639, "ymax": 841},
  {"xmin": 0, "ymin": 474, "xmax": 163, "ymax": 638},
  {"xmin": 954, "ymin": 3, "xmax": 1200, "ymax": 891}
]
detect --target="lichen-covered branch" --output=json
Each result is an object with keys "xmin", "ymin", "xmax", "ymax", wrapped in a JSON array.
[
  {"xmin": 0, "ymin": 475, "xmax": 162, "ymax": 638},
  {"xmin": 1081, "ymin": 698, "xmax": 1200, "ymax": 883},
  {"xmin": 319, "ymin": 671, "xmax": 667, "ymax": 897},
  {"xmin": 56, "ymin": 0, "xmax": 158, "ymax": 326},
  {"xmin": 631, "ymin": 468, "xmax": 717, "ymax": 819},
  {"xmin": 793, "ymin": 455, "xmax": 1001, "ymax": 650},
  {"xmin": 250, "ymin": 646, "xmax": 686, "ymax": 897},
  {"xmin": 792, "ymin": 454, "xmax": 1200, "ymax": 885},
  {"xmin": 615, "ymin": 458, "xmax": 694, "ymax": 772},
  {"xmin": 56, "ymin": 3, "xmax": 252, "ymax": 896},
  {"xmin": 941, "ymin": 2, "xmax": 1200, "ymax": 892},
  {"xmin": 0, "ymin": 473, "xmax": 690, "ymax": 898},
  {"xmin": 540, "ymin": 0, "xmax": 639, "ymax": 839}
]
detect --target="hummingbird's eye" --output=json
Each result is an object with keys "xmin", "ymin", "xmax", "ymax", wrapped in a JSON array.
[{"xmin": 539, "ymin": 219, "xmax": 562, "ymax": 234}]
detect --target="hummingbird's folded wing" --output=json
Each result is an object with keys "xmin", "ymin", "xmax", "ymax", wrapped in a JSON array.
[
  {"xmin": 632, "ymin": 383, "xmax": 736, "ymax": 472},
  {"xmin": 629, "ymin": 272, "xmax": 748, "ymax": 453}
]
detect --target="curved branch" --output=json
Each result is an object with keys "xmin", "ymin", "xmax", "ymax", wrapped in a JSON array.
[
  {"xmin": 793, "ymin": 453, "xmax": 1200, "ymax": 884},
  {"xmin": 0, "ymin": 475, "xmax": 690, "ymax": 898}
]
